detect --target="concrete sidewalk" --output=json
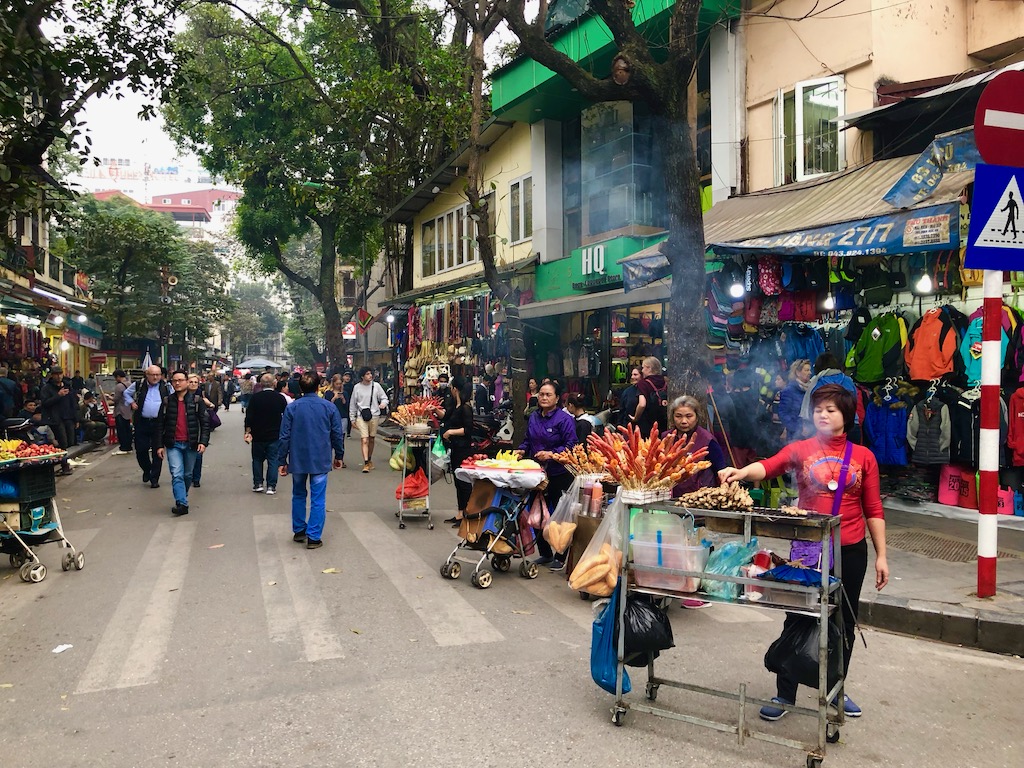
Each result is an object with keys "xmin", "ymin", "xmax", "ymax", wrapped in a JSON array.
[{"xmin": 858, "ymin": 502, "xmax": 1024, "ymax": 656}]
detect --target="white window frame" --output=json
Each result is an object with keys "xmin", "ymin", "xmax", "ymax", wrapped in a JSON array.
[
  {"xmin": 162, "ymin": 198, "xmax": 172, "ymax": 204},
  {"xmin": 774, "ymin": 75, "xmax": 845, "ymax": 186},
  {"xmin": 181, "ymin": 198, "xmax": 191, "ymax": 205},
  {"xmin": 509, "ymin": 175, "xmax": 533, "ymax": 245},
  {"xmin": 420, "ymin": 200, "xmax": 483, "ymax": 277}
]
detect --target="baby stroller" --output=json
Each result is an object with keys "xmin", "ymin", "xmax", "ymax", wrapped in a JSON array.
[{"xmin": 440, "ymin": 483, "xmax": 541, "ymax": 589}]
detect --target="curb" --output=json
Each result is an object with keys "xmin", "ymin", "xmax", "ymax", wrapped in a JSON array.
[{"xmin": 860, "ymin": 596, "xmax": 1024, "ymax": 656}]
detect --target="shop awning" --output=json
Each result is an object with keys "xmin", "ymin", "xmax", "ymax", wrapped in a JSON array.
[
  {"xmin": 518, "ymin": 280, "xmax": 670, "ymax": 319},
  {"xmin": 702, "ymin": 154, "xmax": 971, "ymax": 257}
]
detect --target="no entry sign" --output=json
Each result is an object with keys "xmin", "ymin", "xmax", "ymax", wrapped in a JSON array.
[{"xmin": 974, "ymin": 70, "xmax": 1024, "ymax": 168}]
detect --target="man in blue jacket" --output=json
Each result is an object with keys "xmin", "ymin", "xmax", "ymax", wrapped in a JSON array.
[{"xmin": 278, "ymin": 371, "xmax": 345, "ymax": 549}]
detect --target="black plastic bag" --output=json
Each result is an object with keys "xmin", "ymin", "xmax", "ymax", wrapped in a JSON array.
[
  {"xmin": 764, "ymin": 615, "xmax": 842, "ymax": 690},
  {"xmin": 621, "ymin": 595, "xmax": 674, "ymax": 667}
]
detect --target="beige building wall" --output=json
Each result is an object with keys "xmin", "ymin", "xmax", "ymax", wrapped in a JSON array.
[
  {"xmin": 742, "ymin": 0, "xmax": 1021, "ymax": 193},
  {"xmin": 413, "ymin": 121, "xmax": 534, "ymax": 291}
]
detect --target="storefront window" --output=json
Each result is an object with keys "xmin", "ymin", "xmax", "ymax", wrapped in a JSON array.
[
  {"xmin": 775, "ymin": 76, "xmax": 845, "ymax": 185},
  {"xmin": 419, "ymin": 193, "xmax": 496, "ymax": 276}
]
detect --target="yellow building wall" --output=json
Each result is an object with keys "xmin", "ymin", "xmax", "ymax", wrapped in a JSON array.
[
  {"xmin": 413, "ymin": 121, "xmax": 533, "ymax": 292},
  {"xmin": 742, "ymin": 0, "xmax": 996, "ymax": 192},
  {"xmin": 968, "ymin": 0, "xmax": 1024, "ymax": 61}
]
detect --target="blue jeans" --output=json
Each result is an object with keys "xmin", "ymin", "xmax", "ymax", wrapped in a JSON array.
[
  {"xmin": 291, "ymin": 472, "xmax": 328, "ymax": 541},
  {"xmin": 252, "ymin": 440, "xmax": 280, "ymax": 488},
  {"xmin": 192, "ymin": 451, "xmax": 203, "ymax": 484},
  {"xmin": 166, "ymin": 442, "xmax": 198, "ymax": 508}
]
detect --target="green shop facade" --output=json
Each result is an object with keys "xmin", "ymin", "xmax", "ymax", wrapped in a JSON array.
[{"xmin": 493, "ymin": 0, "xmax": 739, "ymax": 408}]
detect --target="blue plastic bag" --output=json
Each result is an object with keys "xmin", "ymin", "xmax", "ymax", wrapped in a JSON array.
[
  {"xmin": 700, "ymin": 539, "xmax": 759, "ymax": 599},
  {"xmin": 591, "ymin": 581, "xmax": 631, "ymax": 695}
]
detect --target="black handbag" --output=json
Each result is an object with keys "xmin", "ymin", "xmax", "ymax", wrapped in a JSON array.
[
  {"xmin": 361, "ymin": 407, "xmax": 373, "ymax": 422},
  {"xmin": 764, "ymin": 615, "xmax": 843, "ymax": 689}
]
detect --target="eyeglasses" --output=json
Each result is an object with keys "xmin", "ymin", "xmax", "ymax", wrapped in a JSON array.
[{"xmin": 171, "ymin": 377, "xmax": 187, "ymax": 383}]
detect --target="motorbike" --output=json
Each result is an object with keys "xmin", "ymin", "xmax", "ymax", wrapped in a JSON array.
[{"xmin": 471, "ymin": 408, "xmax": 514, "ymax": 455}]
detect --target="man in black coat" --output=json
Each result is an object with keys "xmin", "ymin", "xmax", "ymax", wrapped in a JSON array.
[
  {"xmin": 156, "ymin": 370, "xmax": 210, "ymax": 516},
  {"xmin": 40, "ymin": 366, "xmax": 78, "ymax": 454}
]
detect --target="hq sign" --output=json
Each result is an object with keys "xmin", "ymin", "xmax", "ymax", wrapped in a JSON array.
[{"xmin": 573, "ymin": 245, "xmax": 618, "ymax": 290}]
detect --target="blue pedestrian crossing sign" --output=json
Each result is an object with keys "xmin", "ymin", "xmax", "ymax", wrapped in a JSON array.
[{"xmin": 965, "ymin": 163, "xmax": 1024, "ymax": 269}]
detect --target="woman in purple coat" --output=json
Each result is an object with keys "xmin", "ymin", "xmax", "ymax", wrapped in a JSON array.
[
  {"xmin": 662, "ymin": 395, "xmax": 727, "ymax": 497},
  {"xmin": 515, "ymin": 380, "xmax": 577, "ymax": 567}
]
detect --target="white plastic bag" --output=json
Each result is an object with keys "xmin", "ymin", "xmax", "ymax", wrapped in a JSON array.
[
  {"xmin": 568, "ymin": 489, "xmax": 625, "ymax": 597},
  {"xmin": 544, "ymin": 475, "xmax": 582, "ymax": 554}
]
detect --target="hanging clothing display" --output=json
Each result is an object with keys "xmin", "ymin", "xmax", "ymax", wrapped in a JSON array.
[
  {"xmin": 1006, "ymin": 388, "xmax": 1024, "ymax": 467},
  {"xmin": 906, "ymin": 398, "xmax": 951, "ymax": 465},
  {"xmin": 863, "ymin": 380, "xmax": 915, "ymax": 466},
  {"xmin": 846, "ymin": 312, "xmax": 908, "ymax": 385}
]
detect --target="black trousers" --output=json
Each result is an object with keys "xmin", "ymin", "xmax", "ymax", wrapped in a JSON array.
[
  {"xmin": 134, "ymin": 417, "xmax": 162, "ymax": 482},
  {"xmin": 777, "ymin": 539, "xmax": 868, "ymax": 702},
  {"xmin": 450, "ymin": 445, "xmax": 473, "ymax": 512},
  {"xmin": 115, "ymin": 414, "xmax": 133, "ymax": 451},
  {"xmin": 50, "ymin": 419, "xmax": 75, "ymax": 449},
  {"xmin": 534, "ymin": 470, "xmax": 574, "ymax": 559}
]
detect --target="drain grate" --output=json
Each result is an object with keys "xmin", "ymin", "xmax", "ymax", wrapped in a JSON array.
[{"xmin": 886, "ymin": 529, "xmax": 1021, "ymax": 563}]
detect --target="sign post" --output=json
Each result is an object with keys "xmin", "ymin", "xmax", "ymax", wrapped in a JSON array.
[{"xmin": 964, "ymin": 70, "xmax": 1024, "ymax": 597}]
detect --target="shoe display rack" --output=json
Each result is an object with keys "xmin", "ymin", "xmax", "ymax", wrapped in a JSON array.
[{"xmin": 608, "ymin": 502, "xmax": 845, "ymax": 768}]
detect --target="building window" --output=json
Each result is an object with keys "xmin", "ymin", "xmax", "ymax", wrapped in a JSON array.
[
  {"xmin": 162, "ymin": 198, "xmax": 172, "ymax": 204},
  {"xmin": 420, "ymin": 193, "xmax": 495, "ymax": 277},
  {"xmin": 510, "ymin": 176, "xmax": 533, "ymax": 243},
  {"xmin": 775, "ymin": 76, "xmax": 845, "ymax": 185},
  {"xmin": 181, "ymin": 198, "xmax": 191, "ymax": 205}
]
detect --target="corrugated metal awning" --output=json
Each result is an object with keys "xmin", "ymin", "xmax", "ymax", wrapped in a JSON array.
[{"xmin": 702, "ymin": 155, "xmax": 972, "ymax": 250}]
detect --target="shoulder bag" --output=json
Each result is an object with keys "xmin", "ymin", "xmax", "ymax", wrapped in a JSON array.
[{"xmin": 789, "ymin": 440, "xmax": 853, "ymax": 569}]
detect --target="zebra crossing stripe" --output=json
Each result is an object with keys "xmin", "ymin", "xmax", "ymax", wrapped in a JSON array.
[
  {"xmin": 253, "ymin": 515, "xmax": 344, "ymax": 662},
  {"xmin": 341, "ymin": 512, "xmax": 504, "ymax": 647},
  {"xmin": 76, "ymin": 520, "xmax": 196, "ymax": 694}
]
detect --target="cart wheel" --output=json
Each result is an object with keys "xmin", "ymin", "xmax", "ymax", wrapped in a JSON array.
[
  {"xmin": 579, "ymin": 591, "xmax": 590, "ymax": 600},
  {"xmin": 806, "ymin": 756, "xmax": 823, "ymax": 768},
  {"xmin": 440, "ymin": 563, "xmax": 450, "ymax": 578},
  {"xmin": 21, "ymin": 562, "xmax": 45, "ymax": 583},
  {"xmin": 74, "ymin": 551, "xmax": 85, "ymax": 571},
  {"xmin": 62, "ymin": 552, "xmax": 74, "ymax": 571},
  {"xmin": 399, "ymin": 522, "xmax": 406, "ymax": 530},
  {"xmin": 428, "ymin": 523, "xmax": 434, "ymax": 530},
  {"xmin": 448, "ymin": 562, "xmax": 461, "ymax": 580},
  {"xmin": 611, "ymin": 708, "xmax": 626, "ymax": 726},
  {"xmin": 646, "ymin": 682, "xmax": 659, "ymax": 701},
  {"xmin": 519, "ymin": 561, "xmax": 539, "ymax": 579},
  {"xmin": 10, "ymin": 552, "xmax": 26, "ymax": 569},
  {"xmin": 493, "ymin": 556, "xmax": 511, "ymax": 573},
  {"xmin": 826, "ymin": 723, "xmax": 840, "ymax": 743},
  {"xmin": 472, "ymin": 570, "xmax": 492, "ymax": 589}
]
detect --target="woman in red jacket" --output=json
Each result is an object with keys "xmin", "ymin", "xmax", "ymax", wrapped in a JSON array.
[{"xmin": 719, "ymin": 384, "xmax": 889, "ymax": 721}]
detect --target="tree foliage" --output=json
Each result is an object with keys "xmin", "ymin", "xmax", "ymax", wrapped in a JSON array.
[
  {"xmin": 0, "ymin": 0, "xmax": 179, "ymax": 230},
  {"xmin": 60, "ymin": 196, "xmax": 230, "ymax": 367},
  {"xmin": 162, "ymin": 1, "xmax": 470, "ymax": 364},
  {"xmin": 222, "ymin": 280, "xmax": 285, "ymax": 359}
]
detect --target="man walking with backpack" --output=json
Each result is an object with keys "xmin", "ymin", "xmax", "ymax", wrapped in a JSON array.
[
  {"xmin": 156, "ymin": 370, "xmax": 210, "ymax": 516},
  {"xmin": 349, "ymin": 366, "xmax": 388, "ymax": 473},
  {"xmin": 124, "ymin": 365, "xmax": 172, "ymax": 488}
]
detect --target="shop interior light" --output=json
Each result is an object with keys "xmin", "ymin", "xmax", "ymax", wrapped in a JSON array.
[
  {"xmin": 30, "ymin": 285, "xmax": 86, "ymax": 308},
  {"xmin": 60, "ymin": 340, "xmax": 70, "ymax": 351},
  {"xmin": 51, "ymin": 315, "xmax": 64, "ymax": 325},
  {"xmin": 77, "ymin": 314, "xmax": 87, "ymax": 323},
  {"xmin": 823, "ymin": 292, "xmax": 836, "ymax": 311},
  {"xmin": 916, "ymin": 273, "xmax": 933, "ymax": 293},
  {"xmin": 728, "ymin": 280, "xmax": 745, "ymax": 299}
]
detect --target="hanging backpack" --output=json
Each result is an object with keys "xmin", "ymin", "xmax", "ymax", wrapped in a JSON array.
[
  {"xmin": 933, "ymin": 250, "xmax": 963, "ymax": 295},
  {"xmin": 758, "ymin": 256, "xmax": 783, "ymax": 296},
  {"xmin": 744, "ymin": 262, "xmax": 763, "ymax": 298},
  {"xmin": 858, "ymin": 264, "xmax": 895, "ymax": 306}
]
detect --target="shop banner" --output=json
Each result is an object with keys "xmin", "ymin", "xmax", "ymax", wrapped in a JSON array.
[
  {"xmin": 882, "ymin": 128, "xmax": 980, "ymax": 209},
  {"xmin": 708, "ymin": 203, "xmax": 960, "ymax": 259}
]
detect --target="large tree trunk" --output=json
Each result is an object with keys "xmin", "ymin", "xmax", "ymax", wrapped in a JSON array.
[{"xmin": 317, "ymin": 218, "xmax": 345, "ymax": 366}]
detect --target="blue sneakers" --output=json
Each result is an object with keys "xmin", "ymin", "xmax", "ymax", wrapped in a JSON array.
[
  {"xmin": 759, "ymin": 697, "xmax": 791, "ymax": 721},
  {"xmin": 838, "ymin": 694, "xmax": 862, "ymax": 718}
]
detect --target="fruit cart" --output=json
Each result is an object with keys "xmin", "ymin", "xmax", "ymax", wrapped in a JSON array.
[
  {"xmin": 396, "ymin": 426, "xmax": 435, "ymax": 530},
  {"xmin": 0, "ymin": 448, "xmax": 84, "ymax": 583}
]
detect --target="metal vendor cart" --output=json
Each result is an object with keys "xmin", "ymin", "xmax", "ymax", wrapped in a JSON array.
[
  {"xmin": 0, "ymin": 454, "xmax": 84, "ymax": 583},
  {"xmin": 610, "ymin": 501, "xmax": 844, "ymax": 768},
  {"xmin": 396, "ymin": 430, "xmax": 435, "ymax": 530}
]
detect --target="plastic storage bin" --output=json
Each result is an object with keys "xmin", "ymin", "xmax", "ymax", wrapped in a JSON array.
[{"xmin": 633, "ymin": 541, "xmax": 708, "ymax": 593}]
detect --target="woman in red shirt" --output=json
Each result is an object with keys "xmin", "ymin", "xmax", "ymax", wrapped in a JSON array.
[{"xmin": 719, "ymin": 384, "xmax": 889, "ymax": 721}]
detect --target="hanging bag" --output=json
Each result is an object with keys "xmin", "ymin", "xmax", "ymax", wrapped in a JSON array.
[
  {"xmin": 525, "ymin": 490, "xmax": 550, "ymax": 529},
  {"xmin": 590, "ymin": 583, "xmax": 631, "ymax": 695},
  {"xmin": 764, "ymin": 614, "xmax": 843, "ymax": 690},
  {"xmin": 789, "ymin": 441, "xmax": 853, "ymax": 568},
  {"xmin": 544, "ymin": 475, "xmax": 583, "ymax": 554},
  {"xmin": 569, "ymin": 490, "xmax": 626, "ymax": 597}
]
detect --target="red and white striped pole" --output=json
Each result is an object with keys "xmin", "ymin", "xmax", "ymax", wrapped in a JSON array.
[{"xmin": 977, "ymin": 269, "xmax": 1002, "ymax": 597}]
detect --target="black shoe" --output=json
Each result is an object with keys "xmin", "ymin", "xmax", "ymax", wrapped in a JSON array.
[
  {"xmin": 444, "ymin": 517, "xmax": 457, "ymax": 524},
  {"xmin": 172, "ymin": 504, "xmax": 189, "ymax": 516},
  {"xmin": 193, "ymin": 481, "xmax": 201, "ymax": 488},
  {"xmin": 306, "ymin": 538, "xmax": 322, "ymax": 549},
  {"xmin": 143, "ymin": 472, "xmax": 150, "ymax": 483},
  {"xmin": 293, "ymin": 532, "xmax": 306, "ymax": 542},
  {"xmin": 150, "ymin": 481, "xmax": 160, "ymax": 489}
]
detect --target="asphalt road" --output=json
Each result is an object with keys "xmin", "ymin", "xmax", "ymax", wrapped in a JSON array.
[{"xmin": 1, "ymin": 408, "xmax": 1022, "ymax": 768}]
